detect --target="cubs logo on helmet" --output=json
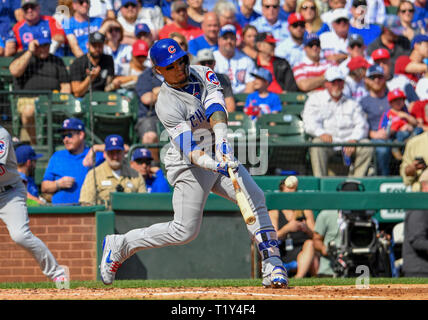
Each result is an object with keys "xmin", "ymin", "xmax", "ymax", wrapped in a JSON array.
[
  {"xmin": 206, "ymin": 71, "xmax": 220, "ymax": 86},
  {"xmin": 168, "ymin": 45, "xmax": 176, "ymax": 54},
  {"xmin": 0, "ymin": 140, "xmax": 5, "ymax": 155}
]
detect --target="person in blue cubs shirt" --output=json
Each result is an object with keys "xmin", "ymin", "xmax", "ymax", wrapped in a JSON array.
[
  {"xmin": 130, "ymin": 148, "xmax": 171, "ymax": 193},
  {"xmin": 63, "ymin": 0, "xmax": 104, "ymax": 57},
  {"xmin": 244, "ymin": 68, "xmax": 282, "ymax": 120},
  {"xmin": 41, "ymin": 118, "xmax": 104, "ymax": 204}
]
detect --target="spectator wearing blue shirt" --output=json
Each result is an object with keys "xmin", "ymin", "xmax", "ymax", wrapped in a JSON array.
[
  {"xmin": 244, "ymin": 68, "xmax": 282, "ymax": 120},
  {"xmin": 130, "ymin": 148, "xmax": 171, "ymax": 193},
  {"xmin": 16, "ymin": 144, "xmax": 44, "ymax": 204},
  {"xmin": 188, "ymin": 12, "xmax": 220, "ymax": 56},
  {"xmin": 0, "ymin": 0, "xmax": 20, "ymax": 42},
  {"xmin": 64, "ymin": 0, "xmax": 104, "ymax": 57},
  {"xmin": 250, "ymin": 0, "xmax": 290, "ymax": 41},
  {"xmin": 41, "ymin": 118, "xmax": 104, "ymax": 205},
  {"xmin": 275, "ymin": 13, "xmax": 306, "ymax": 67},
  {"xmin": 347, "ymin": 0, "xmax": 381, "ymax": 46},
  {"xmin": 278, "ymin": 0, "xmax": 297, "ymax": 21},
  {"xmin": 235, "ymin": 0, "xmax": 261, "ymax": 28},
  {"xmin": 412, "ymin": 0, "xmax": 428, "ymax": 24}
]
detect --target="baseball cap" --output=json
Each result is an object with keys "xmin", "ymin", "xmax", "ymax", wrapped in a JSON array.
[
  {"xmin": 331, "ymin": 8, "xmax": 350, "ymax": 23},
  {"xmin": 416, "ymin": 78, "xmax": 428, "ymax": 101},
  {"xmin": 105, "ymin": 134, "xmax": 125, "ymax": 151},
  {"xmin": 196, "ymin": 48, "xmax": 214, "ymax": 63},
  {"xmin": 135, "ymin": 23, "xmax": 151, "ymax": 37},
  {"xmin": 219, "ymin": 24, "xmax": 236, "ymax": 38},
  {"xmin": 171, "ymin": 0, "xmax": 187, "ymax": 12},
  {"xmin": 383, "ymin": 15, "xmax": 404, "ymax": 36},
  {"xmin": 371, "ymin": 48, "xmax": 390, "ymax": 61},
  {"xmin": 347, "ymin": 56, "xmax": 370, "ymax": 71},
  {"xmin": 324, "ymin": 66, "xmax": 345, "ymax": 82},
  {"xmin": 388, "ymin": 88, "xmax": 406, "ymax": 102},
  {"xmin": 288, "ymin": 13, "xmax": 305, "ymax": 25},
  {"xmin": 121, "ymin": 0, "xmax": 138, "ymax": 7},
  {"xmin": 250, "ymin": 68, "xmax": 273, "ymax": 83},
  {"xmin": 15, "ymin": 145, "xmax": 43, "ymax": 164},
  {"xmin": 133, "ymin": 39, "xmax": 149, "ymax": 57},
  {"xmin": 303, "ymin": 33, "xmax": 320, "ymax": 46},
  {"xmin": 411, "ymin": 34, "xmax": 428, "ymax": 50},
  {"xmin": 255, "ymin": 32, "xmax": 277, "ymax": 44},
  {"xmin": 37, "ymin": 30, "xmax": 52, "ymax": 46},
  {"xmin": 348, "ymin": 34, "xmax": 364, "ymax": 47},
  {"xmin": 89, "ymin": 31, "xmax": 105, "ymax": 44},
  {"xmin": 366, "ymin": 64, "xmax": 384, "ymax": 78},
  {"xmin": 21, "ymin": 0, "xmax": 38, "ymax": 7},
  {"xmin": 131, "ymin": 148, "xmax": 153, "ymax": 161},
  {"xmin": 60, "ymin": 118, "xmax": 85, "ymax": 131}
]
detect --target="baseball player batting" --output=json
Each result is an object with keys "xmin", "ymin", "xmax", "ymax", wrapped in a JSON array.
[
  {"xmin": 0, "ymin": 126, "xmax": 67, "ymax": 283},
  {"xmin": 100, "ymin": 38, "xmax": 288, "ymax": 288}
]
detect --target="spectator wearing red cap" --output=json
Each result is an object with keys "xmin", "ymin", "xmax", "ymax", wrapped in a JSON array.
[
  {"xmin": 254, "ymin": 32, "xmax": 298, "ymax": 94},
  {"xmin": 110, "ymin": 39, "xmax": 149, "ymax": 92},
  {"xmin": 343, "ymin": 56, "xmax": 369, "ymax": 102},
  {"xmin": 275, "ymin": 13, "xmax": 306, "ymax": 67},
  {"xmin": 370, "ymin": 48, "xmax": 392, "ymax": 80},
  {"xmin": 378, "ymin": 88, "xmax": 421, "ymax": 160}
]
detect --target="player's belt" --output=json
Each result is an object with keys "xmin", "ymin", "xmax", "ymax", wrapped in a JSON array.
[{"xmin": 0, "ymin": 185, "xmax": 13, "ymax": 193}]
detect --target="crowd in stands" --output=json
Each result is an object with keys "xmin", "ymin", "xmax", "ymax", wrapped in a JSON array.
[
  {"xmin": 1, "ymin": 0, "xmax": 428, "ymax": 279},
  {"xmin": 1, "ymin": 0, "xmax": 428, "ymax": 203}
]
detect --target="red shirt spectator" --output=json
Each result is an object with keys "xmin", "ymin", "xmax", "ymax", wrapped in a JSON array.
[
  {"xmin": 157, "ymin": 0, "xmax": 203, "ymax": 41},
  {"xmin": 410, "ymin": 100, "xmax": 428, "ymax": 126}
]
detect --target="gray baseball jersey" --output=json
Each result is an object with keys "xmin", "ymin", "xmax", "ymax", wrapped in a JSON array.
[
  {"xmin": 0, "ymin": 126, "xmax": 22, "ymax": 188},
  {"xmin": 0, "ymin": 126, "xmax": 65, "ymax": 281},
  {"xmin": 114, "ymin": 65, "xmax": 285, "ymax": 284}
]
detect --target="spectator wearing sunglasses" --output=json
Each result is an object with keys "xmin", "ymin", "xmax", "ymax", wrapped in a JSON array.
[
  {"xmin": 397, "ymin": 0, "xmax": 426, "ymax": 42},
  {"xmin": 195, "ymin": 48, "xmax": 236, "ymax": 112},
  {"xmin": 41, "ymin": 118, "xmax": 104, "ymax": 204},
  {"xmin": 250, "ymin": 0, "xmax": 290, "ymax": 42},
  {"xmin": 117, "ymin": 0, "xmax": 147, "ymax": 44},
  {"xmin": 12, "ymin": 0, "xmax": 66, "ymax": 55},
  {"xmin": 296, "ymin": 0, "xmax": 326, "ymax": 35},
  {"xmin": 275, "ymin": 13, "xmax": 306, "ymax": 68},
  {"xmin": 63, "ymin": 0, "xmax": 104, "ymax": 58},
  {"xmin": 130, "ymin": 148, "xmax": 170, "ymax": 193},
  {"xmin": 319, "ymin": 8, "xmax": 350, "ymax": 64},
  {"xmin": 347, "ymin": 0, "xmax": 381, "ymax": 46}
]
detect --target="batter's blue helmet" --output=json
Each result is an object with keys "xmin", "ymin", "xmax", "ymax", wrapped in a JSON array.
[{"xmin": 150, "ymin": 38, "xmax": 188, "ymax": 67}]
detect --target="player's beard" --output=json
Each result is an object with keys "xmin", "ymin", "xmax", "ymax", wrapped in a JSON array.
[{"xmin": 168, "ymin": 65, "xmax": 190, "ymax": 88}]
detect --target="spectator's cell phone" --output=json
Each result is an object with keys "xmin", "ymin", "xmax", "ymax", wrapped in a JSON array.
[{"xmin": 415, "ymin": 157, "xmax": 426, "ymax": 165}]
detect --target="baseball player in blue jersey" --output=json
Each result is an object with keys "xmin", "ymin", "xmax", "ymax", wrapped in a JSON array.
[
  {"xmin": 0, "ymin": 126, "xmax": 67, "ymax": 283},
  {"xmin": 100, "ymin": 38, "xmax": 288, "ymax": 288}
]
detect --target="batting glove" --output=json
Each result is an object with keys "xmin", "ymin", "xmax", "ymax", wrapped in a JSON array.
[{"xmin": 215, "ymin": 160, "xmax": 239, "ymax": 178}]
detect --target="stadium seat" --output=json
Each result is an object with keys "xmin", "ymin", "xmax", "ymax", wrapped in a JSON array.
[
  {"xmin": 0, "ymin": 57, "xmax": 14, "ymax": 91},
  {"xmin": 257, "ymin": 113, "xmax": 310, "ymax": 174},
  {"xmin": 83, "ymin": 92, "xmax": 135, "ymax": 145},
  {"xmin": 281, "ymin": 103, "xmax": 304, "ymax": 118},
  {"xmin": 62, "ymin": 56, "xmax": 76, "ymax": 73},
  {"xmin": 385, "ymin": 6, "xmax": 398, "ymax": 14},
  {"xmin": 34, "ymin": 93, "xmax": 84, "ymax": 151},
  {"xmin": 279, "ymin": 92, "xmax": 307, "ymax": 105}
]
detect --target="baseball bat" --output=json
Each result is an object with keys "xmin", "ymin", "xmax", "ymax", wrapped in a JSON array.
[{"xmin": 228, "ymin": 167, "xmax": 256, "ymax": 225}]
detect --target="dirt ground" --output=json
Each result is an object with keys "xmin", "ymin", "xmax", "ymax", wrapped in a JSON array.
[{"xmin": 0, "ymin": 284, "xmax": 428, "ymax": 300}]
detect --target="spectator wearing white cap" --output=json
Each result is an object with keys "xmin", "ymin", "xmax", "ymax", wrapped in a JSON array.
[
  {"xmin": 130, "ymin": 148, "xmax": 170, "ymax": 193},
  {"xmin": 195, "ymin": 48, "xmax": 236, "ymax": 112},
  {"xmin": 302, "ymin": 66, "xmax": 372, "ymax": 177},
  {"xmin": 319, "ymin": 8, "xmax": 350, "ymax": 64}
]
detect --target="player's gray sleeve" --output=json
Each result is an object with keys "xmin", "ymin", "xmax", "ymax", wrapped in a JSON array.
[{"xmin": 0, "ymin": 128, "xmax": 11, "ymax": 165}]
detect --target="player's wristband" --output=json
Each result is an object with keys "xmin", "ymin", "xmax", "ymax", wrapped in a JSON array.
[
  {"xmin": 193, "ymin": 153, "xmax": 217, "ymax": 171},
  {"xmin": 212, "ymin": 122, "xmax": 228, "ymax": 146}
]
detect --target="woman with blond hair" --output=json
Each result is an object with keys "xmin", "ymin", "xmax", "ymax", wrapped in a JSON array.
[{"xmin": 296, "ymin": 0, "xmax": 326, "ymax": 34}]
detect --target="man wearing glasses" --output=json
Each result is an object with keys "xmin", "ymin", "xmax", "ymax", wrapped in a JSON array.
[
  {"xmin": 12, "ymin": 0, "xmax": 65, "ymax": 55},
  {"xmin": 130, "ymin": 148, "xmax": 170, "ymax": 193},
  {"xmin": 117, "ymin": 0, "xmax": 147, "ymax": 44},
  {"xmin": 41, "ymin": 118, "xmax": 104, "ymax": 204},
  {"xmin": 63, "ymin": 0, "xmax": 104, "ymax": 58},
  {"xmin": 250, "ymin": 0, "xmax": 290, "ymax": 41},
  {"xmin": 275, "ymin": 13, "xmax": 306, "ymax": 67}
]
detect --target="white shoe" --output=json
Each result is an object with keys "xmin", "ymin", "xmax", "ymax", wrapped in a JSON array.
[
  {"xmin": 263, "ymin": 266, "xmax": 289, "ymax": 288},
  {"xmin": 100, "ymin": 235, "xmax": 123, "ymax": 285}
]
